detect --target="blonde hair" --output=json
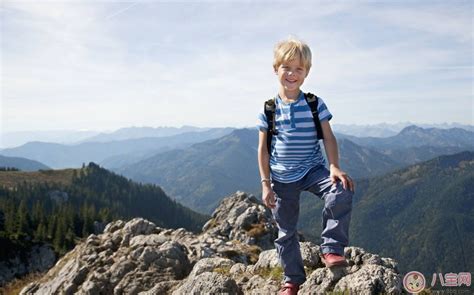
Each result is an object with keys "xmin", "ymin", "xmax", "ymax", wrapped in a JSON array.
[{"xmin": 273, "ymin": 37, "xmax": 312, "ymax": 72}]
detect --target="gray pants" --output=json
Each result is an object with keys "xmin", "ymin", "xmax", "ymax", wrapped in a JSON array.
[{"xmin": 271, "ymin": 165, "xmax": 353, "ymax": 285}]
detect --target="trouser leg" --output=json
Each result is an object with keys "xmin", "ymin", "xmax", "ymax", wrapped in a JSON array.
[
  {"xmin": 305, "ymin": 167, "xmax": 354, "ymax": 256},
  {"xmin": 271, "ymin": 181, "xmax": 306, "ymax": 285}
]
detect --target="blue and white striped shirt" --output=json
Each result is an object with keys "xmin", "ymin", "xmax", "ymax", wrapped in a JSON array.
[{"xmin": 257, "ymin": 91, "xmax": 332, "ymax": 183}]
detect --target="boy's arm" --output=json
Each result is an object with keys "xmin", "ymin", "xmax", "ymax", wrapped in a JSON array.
[
  {"xmin": 321, "ymin": 121, "xmax": 355, "ymax": 192},
  {"xmin": 258, "ymin": 130, "xmax": 276, "ymax": 208}
]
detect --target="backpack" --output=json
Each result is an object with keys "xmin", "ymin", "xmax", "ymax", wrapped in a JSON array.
[{"xmin": 264, "ymin": 92, "xmax": 324, "ymax": 154}]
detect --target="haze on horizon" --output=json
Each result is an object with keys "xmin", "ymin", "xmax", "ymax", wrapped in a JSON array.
[{"xmin": 1, "ymin": 1, "xmax": 473, "ymax": 134}]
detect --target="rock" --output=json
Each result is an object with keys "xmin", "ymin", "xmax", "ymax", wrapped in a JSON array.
[
  {"xmin": 242, "ymin": 275, "xmax": 280, "ymax": 294},
  {"xmin": 334, "ymin": 264, "xmax": 402, "ymax": 294},
  {"xmin": 300, "ymin": 242, "xmax": 321, "ymax": 268},
  {"xmin": 104, "ymin": 220, "xmax": 126, "ymax": 234},
  {"xmin": 229, "ymin": 263, "xmax": 246, "ymax": 276},
  {"xmin": 203, "ymin": 191, "xmax": 277, "ymax": 250},
  {"xmin": 187, "ymin": 257, "xmax": 235, "ymax": 279},
  {"xmin": 300, "ymin": 267, "xmax": 347, "ymax": 294},
  {"xmin": 19, "ymin": 218, "xmax": 191, "ymax": 295},
  {"xmin": 253, "ymin": 249, "xmax": 279, "ymax": 270},
  {"xmin": 253, "ymin": 242, "xmax": 320, "ymax": 272},
  {"xmin": 299, "ymin": 247, "xmax": 402, "ymax": 294},
  {"xmin": 172, "ymin": 272, "xmax": 242, "ymax": 295},
  {"xmin": 122, "ymin": 218, "xmax": 157, "ymax": 237},
  {"xmin": 138, "ymin": 280, "xmax": 180, "ymax": 295}
]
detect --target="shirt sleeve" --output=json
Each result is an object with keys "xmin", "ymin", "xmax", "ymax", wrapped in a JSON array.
[
  {"xmin": 317, "ymin": 97, "xmax": 333, "ymax": 121},
  {"xmin": 256, "ymin": 111, "xmax": 268, "ymax": 132}
]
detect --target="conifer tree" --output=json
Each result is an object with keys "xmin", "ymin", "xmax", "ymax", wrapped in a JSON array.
[
  {"xmin": 34, "ymin": 221, "xmax": 47, "ymax": 241},
  {"xmin": 31, "ymin": 201, "xmax": 45, "ymax": 229},
  {"xmin": 17, "ymin": 199, "xmax": 32, "ymax": 238},
  {"xmin": 53, "ymin": 215, "xmax": 67, "ymax": 253},
  {"xmin": 47, "ymin": 214, "xmax": 57, "ymax": 241},
  {"xmin": 4, "ymin": 200, "xmax": 17, "ymax": 236}
]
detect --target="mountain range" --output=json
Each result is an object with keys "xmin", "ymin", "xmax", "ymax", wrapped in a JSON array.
[
  {"xmin": 117, "ymin": 126, "xmax": 473, "ymax": 214},
  {"xmin": 0, "ymin": 155, "xmax": 50, "ymax": 171},
  {"xmin": 332, "ymin": 122, "xmax": 474, "ymax": 138},
  {"xmin": 117, "ymin": 128, "xmax": 410, "ymax": 213},
  {"xmin": 75, "ymin": 125, "xmax": 210, "ymax": 143},
  {"xmin": 117, "ymin": 129, "xmax": 260, "ymax": 213},
  {"xmin": 0, "ymin": 128, "xmax": 234, "ymax": 169},
  {"xmin": 3, "ymin": 123, "xmax": 472, "ymax": 149},
  {"xmin": 339, "ymin": 125, "xmax": 473, "ymax": 150}
]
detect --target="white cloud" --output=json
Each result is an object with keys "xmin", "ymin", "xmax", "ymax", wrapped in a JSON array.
[
  {"xmin": 1, "ymin": 1, "xmax": 472, "ymax": 133},
  {"xmin": 362, "ymin": 2, "xmax": 472, "ymax": 43}
]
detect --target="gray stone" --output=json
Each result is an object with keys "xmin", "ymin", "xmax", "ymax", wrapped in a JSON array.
[
  {"xmin": 334, "ymin": 264, "xmax": 402, "ymax": 294},
  {"xmin": 242, "ymin": 275, "xmax": 280, "ymax": 294},
  {"xmin": 300, "ymin": 267, "xmax": 348, "ymax": 294},
  {"xmin": 138, "ymin": 280, "xmax": 180, "ymax": 295},
  {"xmin": 104, "ymin": 219, "xmax": 126, "ymax": 234},
  {"xmin": 172, "ymin": 272, "xmax": 242, "ymax": 295},
  {"xmin": 229, "ymin": 263, "xmax": 246, "ymax": 275},
  {"xmin": 122, "ymin": 218, "xmax": 157, "ymax": 237},
  {"xmin": 253, "ymin": 249, "xmax": 280, "ymax": 270},
  {"xmin": 188, "ymin": 257, "xmax": 235, "ymax": 280}
]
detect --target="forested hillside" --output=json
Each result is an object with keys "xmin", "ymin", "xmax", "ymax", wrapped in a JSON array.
[
  {"xmin": 350, "ymin": 151, "xmax": 474, "ymax": 274},
  {"xmin": 118, "ymin": 129, "xmax": 405, "ymax": 214},
  {"xmin": 299, "ymin": 151, "xmax": 474, "ymax": 275},
  {"xmin": 0, "ymin": 163, "xmax": 208, "ymax": 258}
]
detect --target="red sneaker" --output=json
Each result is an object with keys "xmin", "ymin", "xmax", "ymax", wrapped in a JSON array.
[
  {"xmin": 321, "ymin": 253, "xmax": 348, "ymax": 268},
  {"xmin": 278, "ymin": 282, "xmax": 299, "ymax": 295}
]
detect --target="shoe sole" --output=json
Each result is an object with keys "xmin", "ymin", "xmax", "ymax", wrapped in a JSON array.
[{"xmin": 320, "ymin": 256, "xmax": 348, "ymax": 268}]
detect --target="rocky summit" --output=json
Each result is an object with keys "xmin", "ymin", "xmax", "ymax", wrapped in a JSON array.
[{"xmin": 20, "ymin": 191, "xmax": 403, "ymax": 294}]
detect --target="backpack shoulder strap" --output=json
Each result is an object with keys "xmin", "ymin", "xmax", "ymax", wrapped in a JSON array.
[
  {"xmin": 264, "ymin": 98, "xmax": 278, "ymax": 154},
  {"xmin": 304, "ymin": 92, "xmax": 324, "ymax": 140}
]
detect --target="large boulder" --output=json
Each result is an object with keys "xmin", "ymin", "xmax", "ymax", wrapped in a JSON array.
[
  {"xmin": 20, "ymin": 218, "xmax": 191, "ymax": 295},
  {"xmin": 202, "ymin": 191, "xmax": 277, "ymax": 250}
]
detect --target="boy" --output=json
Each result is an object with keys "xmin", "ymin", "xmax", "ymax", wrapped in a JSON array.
[{"xmin": 257, "ymin": 38, "xmax": 355, "ymax": 295}]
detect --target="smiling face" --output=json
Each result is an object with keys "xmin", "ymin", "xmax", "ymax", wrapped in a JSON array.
[{"xmin": 275, "ymin": 55, "xmax": 308, "ymax": 96}]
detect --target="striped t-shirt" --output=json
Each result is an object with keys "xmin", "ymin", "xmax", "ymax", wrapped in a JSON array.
[{"xmin": 257, "ymin": 91, "xmax": 332, "ymax": 183}]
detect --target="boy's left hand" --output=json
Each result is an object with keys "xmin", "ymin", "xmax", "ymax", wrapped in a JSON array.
[{"xmin": 330, "ymin": 166, "xmax": 355, "ymax": 192}]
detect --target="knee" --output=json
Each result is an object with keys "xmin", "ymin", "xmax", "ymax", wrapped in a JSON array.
[
  {"xmin": 327, "ymin": 184, "xmax": 353, "ymax": 208},
  {"xmin": 337, "ymin": 189, "xmax": 353, "ymax": 208},
  {"xmin": 275, "ymin": 229, "xmax": 298, "ymax": 244}
]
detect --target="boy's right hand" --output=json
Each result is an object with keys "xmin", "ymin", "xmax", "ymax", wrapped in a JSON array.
[{"xmin": 262, "ymin": 185, "xmax": 276, "ymax": 209}]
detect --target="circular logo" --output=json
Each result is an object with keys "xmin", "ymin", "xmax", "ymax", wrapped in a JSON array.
[{"xmin": 403, "ymin": 271, "xmax": 426, "ymax": 294}]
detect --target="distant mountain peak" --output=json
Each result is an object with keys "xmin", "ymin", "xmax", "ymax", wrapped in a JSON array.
[{"xmin": 399, "ymin": 125, "xmax": 425, "ymax": 134}]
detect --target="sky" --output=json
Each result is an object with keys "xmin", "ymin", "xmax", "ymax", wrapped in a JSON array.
[{"xmin": 1, "ymin": 0, "xmax": 473, "ymax": 133}]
